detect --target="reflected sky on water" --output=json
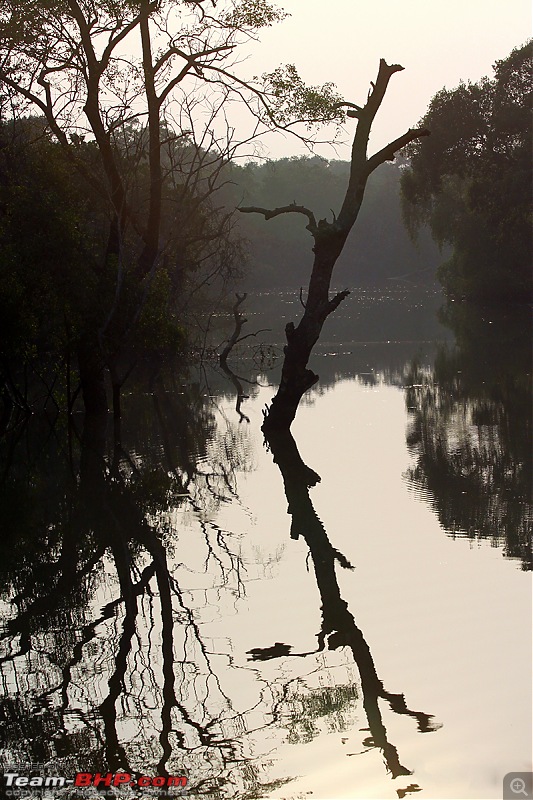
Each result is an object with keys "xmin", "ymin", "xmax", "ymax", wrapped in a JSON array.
[{"xmin": 0, "ymin": 289, "xmax": 531, "ymax": 799}]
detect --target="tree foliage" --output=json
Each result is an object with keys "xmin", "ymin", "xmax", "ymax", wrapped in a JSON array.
[
  {"xmin": 0, "ymin": 117, "xmax": 248, "ymax": 418},
  {"xmin": 0, "ymin": 121, "xmax": 101, "ymax": 391},
  {"xmin": 258, "ymin": 64, "xmax": 344, "ymax": 127},
  {"xmin": 0, "ymin": 0, "xmax": 345, "ymax": 415},
  {"xmin": 401, "ymin": 42, "xmax": 532, "ymax": 303}
]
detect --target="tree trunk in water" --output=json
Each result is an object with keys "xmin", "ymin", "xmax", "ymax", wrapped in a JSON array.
[
  {"xmin": 262, "ymin": 318, "xmax": 320, "ymax": 431},
  {"xmin": 240, "ymin": 59, "xmax": 430, "ymax": 433},
  {"xmin": 77, "ymin": 337, "xmax": 108, "ymax": 415},
  {"xmin": 263, "ymin": 238, "xmax": 348, "ymax": 432}
]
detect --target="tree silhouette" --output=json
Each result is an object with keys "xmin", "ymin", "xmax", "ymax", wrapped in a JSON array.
[
  {"xmin": 241, "ymin": 60, "xmax": 429, "ymax": 431},
  {"xmin": 404, "ymin": 304, "xmax": 532, "ymax": 569}
]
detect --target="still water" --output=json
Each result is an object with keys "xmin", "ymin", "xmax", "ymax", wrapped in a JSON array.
[{"xmin": 1, "ymin": 289, "xmax": 531, "ymax": 800}]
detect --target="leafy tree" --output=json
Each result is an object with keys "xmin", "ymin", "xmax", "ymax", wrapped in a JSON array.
[
  {"xmin": 401, "ymin": 42, "xmax": 532, "ymax": 303},
  {"xmin": 0, "ymin": 114, "xmax": 254, "ymax": 427},
  {"xmin": 0, "ymin": 0, "xmax": 342, "ymax": 415},
  {"xmin": 0, "ymin": 119, "xmax": 103, "ymax": 413}
]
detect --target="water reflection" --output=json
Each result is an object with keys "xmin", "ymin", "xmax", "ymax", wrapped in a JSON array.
[
  {"xmin": 264, "ymin": 428, "xmax": 440, "ymax": 789},
  {"xmin": 3, "ymin": 374, "xmax": 421, "ymax": 798},
  {"xmin": 404, "ymin": 304, "xmax": 532, "ymax": 569},
  {"xmin": 0, "ymin": 382, "xmax": 263, "ymax": 795},
  {"xmin": 1, "ymin": 294, "xmax": 529, "ymax": 798},
  {"xmin": 0, "ymin": 377, "xmax": 439, "ymax": 798}
]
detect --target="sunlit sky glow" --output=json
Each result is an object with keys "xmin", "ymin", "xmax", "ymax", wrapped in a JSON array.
[{"xmin": 238, "ymin": 0, "xmax": 531, "ymax": 159}]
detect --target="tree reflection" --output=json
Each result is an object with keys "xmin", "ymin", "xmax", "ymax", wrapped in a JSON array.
[
  {"xmin": 404, "ymin": 304, "xmax": 532, "ymax": 569},
  {"xmin": 0, "ymin": 379, "xmax": 271, "ymax": 796},
  {"xmin": 0, "ymin": 365, "xmax": 445, "ymax": 798},
  {"xmin": 262, "ymin": 428, "xmax": 440, "ymax": 786},
  {"xmin": 4, "ymin": 374, "xmax": 383, "ymax": 798}
]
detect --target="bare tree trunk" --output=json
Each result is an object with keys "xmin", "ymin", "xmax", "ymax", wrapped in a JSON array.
[
  {"xmin": 138, "ymin": 0, "xmax": 162, "ymax": 277},
  {"xmin": 263, "ymin": 239, "xmax": 348, "ymax": 430},
  {"xmin": 219, "ymin": 293, "xmax": 248, "ymax": 367}
]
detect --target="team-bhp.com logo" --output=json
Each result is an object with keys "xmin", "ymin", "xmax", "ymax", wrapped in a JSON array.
[
  {"xmin": 3, "ymin": 770, "xmax": 188, "ymax": 792},
  {"xmin": 75, "ymin": 773, "xmax": 187, "ymax": 789}
]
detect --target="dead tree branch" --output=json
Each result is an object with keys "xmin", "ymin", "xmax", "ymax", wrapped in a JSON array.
[
  {"xmin": 219, "ymin": 293, "xmax": 248, "ymax": 367},
  {"xmin": 238, "ymin": 204, "xmax": 318, "ymax": 234}
]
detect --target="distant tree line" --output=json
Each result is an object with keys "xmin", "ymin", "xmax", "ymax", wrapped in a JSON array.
[{"xmin": 226, "ymin": 157, "xmax": 440, "ymax": 289}]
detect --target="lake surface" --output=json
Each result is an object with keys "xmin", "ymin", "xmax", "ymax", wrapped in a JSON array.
[{"xmin": 1, "ymin": 288, "xmax": 531, "ymax": 800}]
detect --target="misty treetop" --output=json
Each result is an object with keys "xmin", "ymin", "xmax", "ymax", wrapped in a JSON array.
[
  {"xmin": 401, "ymin": 41, "xmax": 532, "ymax": 304},
  {"xmin": 227, "ymin": 156, "xmax": 439, "ymax": 289}
]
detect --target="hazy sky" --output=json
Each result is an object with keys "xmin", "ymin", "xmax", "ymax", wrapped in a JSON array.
[{"xmin": 238, "ymin": 0, "xmax": 531, "ymax": 159}]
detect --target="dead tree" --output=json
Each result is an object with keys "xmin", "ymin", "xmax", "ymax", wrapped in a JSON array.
[
  {"xmin": 219, "ymin": 293, "xmax": 270, "ymax": 423},
  {"xmin": 240, "ymin": 60, "xmax": 430, "ymax": 431}
]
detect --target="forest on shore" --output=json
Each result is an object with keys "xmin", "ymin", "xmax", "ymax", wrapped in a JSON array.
[
  {"xmin": 0, "ymin": 0, "xmax": 530, "ymax": 423},
  {"xmin": 227, "ymin": 158, "xmax": 439, "ymax": 289}
]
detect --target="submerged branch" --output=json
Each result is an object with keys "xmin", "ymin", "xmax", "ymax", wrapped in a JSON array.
[{"xmin": 219, "ymin": 293, "xmax": 248, "ymax": 367}]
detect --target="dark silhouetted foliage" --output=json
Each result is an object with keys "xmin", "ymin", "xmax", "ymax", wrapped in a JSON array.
[
  {"xmin": 401, "ymin": 42, "xmax": 532, "ymax": 303},
  {"xmin": 405, "ymin": 303, "xmax": 532, "ymax": 569}
]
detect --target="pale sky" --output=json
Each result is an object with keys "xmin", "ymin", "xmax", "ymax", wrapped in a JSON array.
[{"xmin": 236, "ymin": 0, "xmax": 531, "ymax": 159}]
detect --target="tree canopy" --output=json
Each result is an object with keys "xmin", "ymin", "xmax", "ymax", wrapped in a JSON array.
[
  {"xmin": 401, "ymin": 42, "xmax": 532, "ymax": 304},
  {"xmin": 0, "ymin": 0, "xmax": 346, "ymax": 416}
]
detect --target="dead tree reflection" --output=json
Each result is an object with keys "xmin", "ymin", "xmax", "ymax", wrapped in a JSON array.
[
  {"xmin": 220, "ymin": 360, "xmax": 251, "ymax": 424},
  {"xmin": 264, "ymin": 429, "xmax": 440, "ymax": 781},
  {"xmin": 218, "ymin": 293, "xmax": 274, "ymax": 424}
]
